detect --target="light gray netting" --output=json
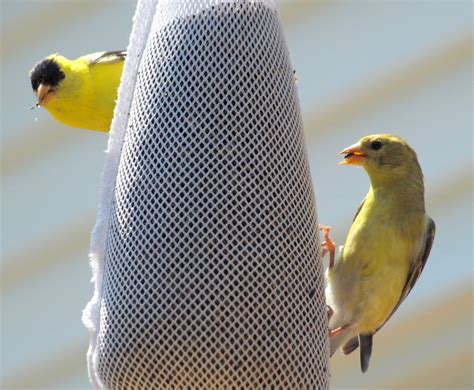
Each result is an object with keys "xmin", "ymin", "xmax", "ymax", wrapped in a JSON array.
[{"xmin": 91, "ymin": 0, "xmax": 329, "ymax": 388}]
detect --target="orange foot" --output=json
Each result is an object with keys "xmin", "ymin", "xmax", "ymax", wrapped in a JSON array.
[
  {"xmin": 329, "ymin": 323, "xmax": 351, "ymax": 338},
  {"xmin": 319, "ymin": 224, "xmax": 336, "ymax": 270}
]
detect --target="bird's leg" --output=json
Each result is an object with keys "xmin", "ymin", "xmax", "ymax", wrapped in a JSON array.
[
  {"xmin": 319, "ymin": 224, "xmax": 336, "ymax": 270},
  {"xmin": 327, "ymin": 305, "xmax": 334, "ymax": 321},
  {"xmin": 329, "ymin": 323, "xmax": 351, "ymax": 338}
]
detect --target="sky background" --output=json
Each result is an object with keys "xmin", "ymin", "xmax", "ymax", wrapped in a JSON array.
[{"xmin": 1, "ymin": 0, "xmax": 472, "ymax": 388}]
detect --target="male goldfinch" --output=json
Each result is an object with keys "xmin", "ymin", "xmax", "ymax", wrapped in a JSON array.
[
  {"xmin": 322, "ymin": 134, "xmax": 435, "ymax": 373},
  {"xmin": 29, "ymin": 51, "xmax": 125, "ymax": 131}
]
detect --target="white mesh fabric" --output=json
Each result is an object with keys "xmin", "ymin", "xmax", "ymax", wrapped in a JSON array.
[{"xmin": 85, "ymin": 0, "xmax": 330, "ymax": 388}]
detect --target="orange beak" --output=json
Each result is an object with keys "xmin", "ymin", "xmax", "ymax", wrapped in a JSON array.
[
  {"xmin": 339, "ymin": 142, "xmax": 367, "ymax": 165},
  {"xmin": 36, "ymin": 83, "xmax": 55, "ymax": 106}
]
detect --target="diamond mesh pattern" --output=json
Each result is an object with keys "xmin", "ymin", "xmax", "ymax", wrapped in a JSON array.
[{"xmin": 95, "ymin": 1, "xmax": 329, "ymax": 388}]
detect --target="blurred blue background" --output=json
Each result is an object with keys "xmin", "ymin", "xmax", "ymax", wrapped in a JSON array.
[{"xmin": 1, "ymin": 0, "xmax": 472, "ymax": 388}]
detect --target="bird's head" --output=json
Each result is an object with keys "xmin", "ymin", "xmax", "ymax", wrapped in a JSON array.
[
  {"xmin": 339, "ymin": 134, "xmax": 422, "ymax": 184},
  {"xmin": 29, "ymin": 55, "xmax": 66, "ymax": 107}
]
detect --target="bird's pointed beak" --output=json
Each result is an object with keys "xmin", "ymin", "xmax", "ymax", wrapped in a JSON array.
[
  {"xmin": 339, "ymin": 142, "xmax": 366, "ymax": 165},
  {"xmin": 36, "ymin": 83, "xmax": 55, "ymax": 106}
]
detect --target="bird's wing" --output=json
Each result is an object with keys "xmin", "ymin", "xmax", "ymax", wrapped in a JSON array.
[
  {"xmin": 336, "ymin": 200, "xmax": 366, "ymax": 356},
  {"xmin": 376, "ymin": 216, "xmax": 436, "ymax": 332},
  {"xmin": 342, "ymin": 216, "xmax": 435, "ymax": 355},
  {"xmin": 81, "ymin": 51, "xmax": 127, "ymax": 65},
  {"xmin": 337, "ymin": 197, "xmax": 365, "ymax": 256},
  {"xmin": 352, "ymin": 198, "xmax": 366, "ymax": 222}
]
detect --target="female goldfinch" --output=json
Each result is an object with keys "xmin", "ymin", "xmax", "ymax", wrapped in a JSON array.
[
  {"xmin": 29, "ymin": 51, "xmax": 125, "ymax": 132},
  {"xmin": 322, "ymin": 134, "xmax": 435, "ymax": 373}
]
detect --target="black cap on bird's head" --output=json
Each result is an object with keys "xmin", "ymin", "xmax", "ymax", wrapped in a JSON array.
[{"xmin": 29, "ymin": 57, "xmax": 65, "ymax": 106}]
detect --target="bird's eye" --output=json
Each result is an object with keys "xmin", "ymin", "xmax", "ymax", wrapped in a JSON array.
[{"xmin": 371, "ymin": 141, "xmax": 382, "ymax": 150}]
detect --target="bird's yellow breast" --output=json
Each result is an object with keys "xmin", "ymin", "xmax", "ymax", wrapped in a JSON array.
[
  {"xmin": 44, "ymin": 57, "xmax": 124, "ymax": 131},
  {"xmin": 328, "ymin": 190, "xmax": 423, "ymax": 333}
]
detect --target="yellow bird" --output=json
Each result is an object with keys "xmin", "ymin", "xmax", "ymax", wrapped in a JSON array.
[
  {"xmin": 29, "ymin": 51, "xmax": 125, "ymax": 132},
  {"xmin": 321, "ymin": 134, "xmax": 435, "ymax": 373}
]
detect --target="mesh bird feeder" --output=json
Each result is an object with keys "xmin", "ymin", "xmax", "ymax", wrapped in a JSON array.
[{"xmin": 83, "ymin": 0, "xmax": 330, "ymax": 388}]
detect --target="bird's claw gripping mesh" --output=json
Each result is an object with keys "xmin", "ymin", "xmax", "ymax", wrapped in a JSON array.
[{"xmin": 84, "ymin": 0, "xmax": 330, "ymax": 388}]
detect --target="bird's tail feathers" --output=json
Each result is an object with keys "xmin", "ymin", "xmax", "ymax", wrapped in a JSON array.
[
  {"xmin": 342, "ymin": 336, "xmax": 359, "ymax": 355},
  {"xmin": 329, "ymin": 327, "xmax": 355, "ymax": 357},
  {"xmin": 359, "ymin": 333, "xmax": 373, "ymax": 373}
]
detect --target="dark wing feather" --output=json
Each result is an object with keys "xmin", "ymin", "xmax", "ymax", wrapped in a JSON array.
[
  {"xmin": 86, "ymin": 51, "xmax": 127, "ymax": 65},
  {"xmin": 376, "ymin": 217, "xmax": 436, "ymax": 332},
  {"xmin": 352, "ymin": 197, "xmax": 366, "ymax": 222}
]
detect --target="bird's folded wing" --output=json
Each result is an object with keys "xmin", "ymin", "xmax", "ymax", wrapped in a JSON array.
[
  {"xmin": 352, "ymin": 197, "xmax": 366, "ymax": 222},
  {"xmin": 376, "ymin": 217, "xmax": 436, "ymax": 332},
  {"xmin": 81, "ymin": 51, "xmax": 127, "ymax": 65}
]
